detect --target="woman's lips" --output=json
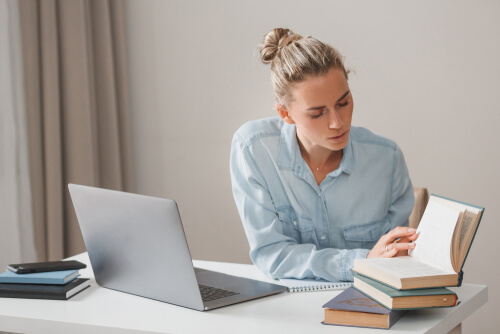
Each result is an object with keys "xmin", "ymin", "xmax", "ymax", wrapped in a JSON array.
[{"xmin": 328, "ymin": 131, "xmax": 347, "ymax": 143}]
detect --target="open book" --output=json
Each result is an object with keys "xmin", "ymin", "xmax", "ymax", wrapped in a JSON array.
[{"xmin": 352, "ymin": 195, "xmax": 484, "ymax": 290}]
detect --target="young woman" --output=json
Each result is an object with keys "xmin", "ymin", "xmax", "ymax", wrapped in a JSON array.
[{"xmin": 230, "ymin": 28, "xmax": 417, "ymax": 282}]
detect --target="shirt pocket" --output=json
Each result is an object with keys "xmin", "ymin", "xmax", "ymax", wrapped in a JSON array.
[
  {"xmin": 343, "ymin": 216, "xmax": 391, "ymax": 249},
  {"xmin": 277, "ymin": 206, "xmax": 315, "ymax": 244}
]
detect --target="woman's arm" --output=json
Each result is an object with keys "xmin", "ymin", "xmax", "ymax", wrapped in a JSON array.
[
  {"xmin": 368, "ymin": 144, "xmax": 417, "ymax": 258},
  {"xmin": 230, "ymin": 134, "xmax": 368, "ymax": 281},
  {"xmin": 230, "ymin": 135, "xmax": 415, "ymax": 281}
]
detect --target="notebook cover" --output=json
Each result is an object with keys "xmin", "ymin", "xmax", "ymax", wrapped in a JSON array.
[
  {"xmin": 0, "ymin": 278, "xmax": 90, "ymax": 300},
  {"xmin": 0, "ymin": 269, "xmax": 79, "ymax": 285}
]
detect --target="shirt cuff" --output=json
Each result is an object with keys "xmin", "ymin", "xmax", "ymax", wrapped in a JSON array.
[{"xmin": 341, "ymin": 248, "xmax": 370, "ymax": 281}]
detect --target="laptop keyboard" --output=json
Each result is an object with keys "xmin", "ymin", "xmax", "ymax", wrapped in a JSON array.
[{"xmin": 199, "ymin": 284, "xmax": 239, "ymax": 302}]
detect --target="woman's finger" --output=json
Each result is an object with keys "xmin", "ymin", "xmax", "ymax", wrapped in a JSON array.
[
  {"xmin": 367, "ymin": 227, "xmax": 418, "ymax": 259},
  {"xmin": 409, "ymin": 232, "xmax": 419, "ymax": 241},
  {"xmin": 386, "ymin": 227, "xmax": 416, "ymax": 243},
  {"xmin": 382, "ymin": 247, "xmax": 398, "ymax": 258},
  {"xmin": 385, "ymin": 242, "xmax": 416, "ymax": 257}
]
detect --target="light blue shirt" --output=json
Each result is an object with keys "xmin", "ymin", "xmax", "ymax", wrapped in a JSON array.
[{"xmin": 230, "ymin": 117, "xmax": 414, "ymax": 282}]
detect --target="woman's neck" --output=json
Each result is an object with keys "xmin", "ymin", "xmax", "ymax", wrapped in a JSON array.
[{"xmin": 296, "ymin": 134, "xmax": 343, "ymax": 176}]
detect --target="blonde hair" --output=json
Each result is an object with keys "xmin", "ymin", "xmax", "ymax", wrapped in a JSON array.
[{"xmin": 260, "ymin": 28, "xmax": 348, "ymax": 106}]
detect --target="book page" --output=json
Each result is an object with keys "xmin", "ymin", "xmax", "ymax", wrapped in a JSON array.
[
  {"xmin": 458, "ymin": 210, "xmax": 481, "ymax": 265},
  {"xmin": 431, "ymin": 196, "xmax": 482, "ymax": 266},
  {"xmin": 408, "ymin": 199, "xmax": 460, "ymax": 273},
  {"xmin": 459, "ymin": 211, "xmax": 474, "ymax": 250},
  {"xmin": 431, "ymin": 196, "xmax": 479, "ymax": 251},
  {"xmin": 358, "ymin": 257, "xmax": 454, "ymax": 279}
]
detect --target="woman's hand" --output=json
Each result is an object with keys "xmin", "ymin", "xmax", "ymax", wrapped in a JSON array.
[{"xmin": 367, "ymin": 226, "xmax": 418, "ymax": 258}]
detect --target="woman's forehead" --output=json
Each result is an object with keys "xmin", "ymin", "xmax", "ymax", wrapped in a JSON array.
[{"xmin": 290, "ymin": 69, "xmax": 350, "ymax": 106}]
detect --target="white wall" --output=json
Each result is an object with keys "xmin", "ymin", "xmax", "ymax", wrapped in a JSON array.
[{"xmin": 125, "ymin": 1, "xmax": 499, "ymax": 332}]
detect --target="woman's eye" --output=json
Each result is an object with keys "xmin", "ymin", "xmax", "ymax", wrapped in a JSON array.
[
  {"xmin": 310, "ymin": 111, "xmax": 325, "ymax": 119},
  {"xmin": 338, "ymin": 101, "xmax": 349, "ymax": 108}
]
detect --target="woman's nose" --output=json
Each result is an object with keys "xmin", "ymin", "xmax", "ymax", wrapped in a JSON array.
[{"xmin": 328, "ymin": 109, "xmax": 343, "ymax": 129}]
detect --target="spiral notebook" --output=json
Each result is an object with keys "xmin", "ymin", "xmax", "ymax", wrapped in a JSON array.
[{"xmin": 280, "ymin": 278, "xmax": 352, "ymax": 293}]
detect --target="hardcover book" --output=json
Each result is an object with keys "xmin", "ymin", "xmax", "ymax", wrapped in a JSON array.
[
  {"xmin": 0, "ymin": 269, "xmax": 80, "ymax": 285},
  {"xmin": 0, "ymin": 278, "xmax": 90, "ymax": 300},
  {"xmin": 352, "ymin": 195, "xmax": 484, "ymax": 290},
  {"xmin": 322, "ymin": 287, "xmax": 407, "ymax": 329},
  {"xmin": 353, "ymin": 273, "xmax": 458, "ymax": 310}
]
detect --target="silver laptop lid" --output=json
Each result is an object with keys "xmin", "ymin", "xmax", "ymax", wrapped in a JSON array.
[{"xmin": 68, "ymin": 184, "xmax": 205, "ymax": 311}]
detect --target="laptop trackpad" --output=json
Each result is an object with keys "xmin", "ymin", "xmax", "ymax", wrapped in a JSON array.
[
  {"xmin": 195, "ymin": 270, "xmax": 241, "ymax": 291},
  {"xmin": 195, "ymin": 269, "xmax": 283, "ymax": 296}
]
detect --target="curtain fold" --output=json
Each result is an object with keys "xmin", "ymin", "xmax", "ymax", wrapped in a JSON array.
[
  {"xmin": 18, "ymin": 0, "xmax": 133, "ymax": 261},
  {"xmin": 0, "ymin": 0, "xmax": 37, "ymax": 269}
]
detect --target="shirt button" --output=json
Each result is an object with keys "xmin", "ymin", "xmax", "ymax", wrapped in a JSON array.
[
  {"xmin": 293, "ymin": 221, "xmax": 297, "ymax": 226},
  {"xmin": 321, "ymin": 234, "xmax": 327, "ymax": 240}
]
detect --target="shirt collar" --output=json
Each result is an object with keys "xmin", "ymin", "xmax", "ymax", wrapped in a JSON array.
[{"xmin": 277, "ymin": 122, "xmax": 354, "ymax": 175}]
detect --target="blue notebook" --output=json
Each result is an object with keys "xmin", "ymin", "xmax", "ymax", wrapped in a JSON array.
[{"xmin": 0, "ymin": 269, "xmax": 80, "ymax": 285}]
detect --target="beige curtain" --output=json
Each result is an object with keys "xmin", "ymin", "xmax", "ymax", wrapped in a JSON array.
[{"xmin": 18, "ymin": 0, "xmax": 133, "ymax": 261}]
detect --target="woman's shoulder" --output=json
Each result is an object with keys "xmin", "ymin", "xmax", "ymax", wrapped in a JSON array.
[
  {"xmin": 233, "ymin": 116, "xmax": 285, "ymax": 147},
  {"xmin": 350, "ymin": 126, "xmax": 398, "ymax": 151}
]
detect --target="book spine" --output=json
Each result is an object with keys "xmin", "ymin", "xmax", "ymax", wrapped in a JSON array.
[
  {"xmin": 0, "ymin": 289, "xmax": 66, "ymax": 300},
  {"xmin": 457, "ymin": 270, "xmax": 463, "ymax": 287},
  {"xmin": 0, "ymin": 274, "xmax": 79, "ymax": 285},
  {"xmin": 0, "ymin": 278, "xmax": 62, "ymax": 284}
]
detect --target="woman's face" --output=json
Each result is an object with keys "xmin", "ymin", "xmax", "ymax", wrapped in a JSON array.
[{"xmin": 278, "ymin": 68, "xmax": 353, "ymax": 154}]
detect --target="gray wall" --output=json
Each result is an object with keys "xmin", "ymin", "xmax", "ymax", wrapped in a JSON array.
[{"xmin": 125, "ymin": 1, "xmax": 499, "ymax": 332}]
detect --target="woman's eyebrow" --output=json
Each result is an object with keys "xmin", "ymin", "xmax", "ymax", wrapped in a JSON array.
[
  {"xmin": 305, "ymin": 105, "xmax": 326, "ymax": 111},
  {"xmin": 336, "ymin": 90, "xmax": 350, "ymax": 102},
  {"xmin": 305, "ymin": 90, "xmax": 351, "ymax": 111}
]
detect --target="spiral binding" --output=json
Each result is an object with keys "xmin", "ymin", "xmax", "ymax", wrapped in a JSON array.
[{"xmin": 289, "ymin": 282, "xmax": 352, "ymax": 293}]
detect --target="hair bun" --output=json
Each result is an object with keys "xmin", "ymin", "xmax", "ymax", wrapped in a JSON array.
[{"xmin": 260, "ymin": 28, "xmax": 303, "ymax": 64}]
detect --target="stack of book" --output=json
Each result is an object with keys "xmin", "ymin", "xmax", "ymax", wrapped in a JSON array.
[
  {"xmin": 0, "ymin": 261, "xmax": 90, "ymax": 300},
  {"xmin": 323, "ymin": 195, "xmax": 484, "ymax": 329}
]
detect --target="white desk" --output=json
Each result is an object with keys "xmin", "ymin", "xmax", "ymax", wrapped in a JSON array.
[{"xmin": 0, "ymin": 253, "xmax": 487, "ymax": 334}]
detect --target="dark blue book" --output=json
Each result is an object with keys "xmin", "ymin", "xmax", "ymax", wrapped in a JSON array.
[
  {"xmin": 0, "ymin": 278, "xmax": 90, "ymax": 300},
  {"xmin": 322, "ymin": 287, "xmax": 407, "ymax": 329},
  {"xmin": 0, "ymin": 269, "xmax": 79, "ymax": 285}
]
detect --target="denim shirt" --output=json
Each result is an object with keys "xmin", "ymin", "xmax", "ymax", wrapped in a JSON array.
[{"xmin": 230, "ymin": 117, "xmax": 414, "ymax": 282}]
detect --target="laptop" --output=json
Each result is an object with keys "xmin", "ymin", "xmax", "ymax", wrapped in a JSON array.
[{"xmin": 68, "ymin": 184, "xmax": 287, "ymax": 311}]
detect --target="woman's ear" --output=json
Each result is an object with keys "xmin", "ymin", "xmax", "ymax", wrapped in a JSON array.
[{"xmin": 275, "ymin": 104, "xmax": 295, "ymax": 124}]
